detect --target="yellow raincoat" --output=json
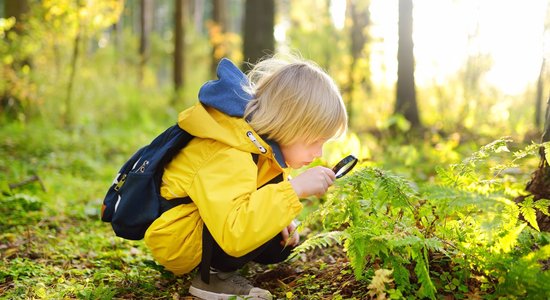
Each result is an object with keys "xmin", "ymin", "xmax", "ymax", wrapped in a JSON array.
[{"xmin": 144, "ymin": 59, "xmax": 303, "ymax": 275}]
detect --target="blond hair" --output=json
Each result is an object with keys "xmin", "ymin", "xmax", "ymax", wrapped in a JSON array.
[{"xmin": 244, "ymin": 56, "xmax": 347, "ymax": 146}]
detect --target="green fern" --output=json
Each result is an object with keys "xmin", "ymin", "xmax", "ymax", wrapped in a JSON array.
[
  {"xmin": 518, "ymin": 196, "xmax": 540, "ymax": 231},
  {"xmin": 345, "ymin": 231, "xmax": 371, "ymax": 280},
  {"xmin": 295, "ymin": 138, "xmax": 549, "ymax": 298},
  {"xmin": 288, "ymin": 231, "xmax": 347, "ymax": 261},
  {"xmin": 534, "ymin": 199, "xmax": 550, "ymax": 216},
  {"xmin": 413, "ymin": 247, "xmax": 436, "ymax": 299},
  {"xmin": 497, "ymin": 244, "xmax": 550, "ymax": 297},
  {"xmin": 513, "ymin": 141, "xmax": 545, "ymax": 160}
]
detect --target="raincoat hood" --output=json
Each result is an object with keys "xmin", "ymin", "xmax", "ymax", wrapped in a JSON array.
[
  {"xmin": 199, "ymin": 58, "xmax": 251, "ymax": 118},
  {"xmin": 178, "ymin": 58, "xmax": 286, "ymax": 167}
]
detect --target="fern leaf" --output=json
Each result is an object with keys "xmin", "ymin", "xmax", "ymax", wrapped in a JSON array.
[
  {"xmin": 412, "ymin": 248, "xmax": 436, "ymax": 300},
  {"xmin": 367, "ymin": 269, "xmax": 394, "ymax": 299},
  {"xmin": 513, "ymin": 142, "xmax": 541, "ymax": 159},
  {"xmin": 288, "ymin": 231, "xmax": 346, "ymax": 260},
  {"xmin": 385, "ymin": 255, "xmax": 411, "ymax": 289},
  {"xmin": 388, "ymin": 235, "xmax": 422, "ymax": 250},
  {"xmin": 493, "ymin": 223, "xmax": 527, "ymax": 253},
  {"xmin": 519, "ymin": 197, "xmax": 540, "ymax": 231},
  {"xmin": 423, "ymin": 237, "xmax": 445, "ymax": 254},
  {"xmin": 534, "ymin": 199, "xmax": 550, "ymax": 217},
  {"xmin": 345, "ymin": 234, "xmax": 369, "ymax": 279}
]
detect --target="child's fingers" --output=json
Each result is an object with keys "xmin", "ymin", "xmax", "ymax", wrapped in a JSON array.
[
  {"xmin": 281, "ymin": 223, "xmax": 300, "ymax": 247},
  {"xmin": 281, "ymin": 227, "xmax": 290, "ymax": 245},
  {"xmin": 290, "ymin": 230, "xmax": 300, "ymax": 246}
]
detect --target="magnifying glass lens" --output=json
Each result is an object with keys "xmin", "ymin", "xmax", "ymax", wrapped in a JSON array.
[
  {"xmin": 335, "ymin": 162, "xmax": 353, "ymax": 177},
  {"xmin": 332, "ymin": 155, "xmax": 358, "ymax": 179}
]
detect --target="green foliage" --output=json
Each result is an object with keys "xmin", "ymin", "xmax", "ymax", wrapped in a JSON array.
[
  {"xmin": 290, "ymin": 231, "xmax": 347, "ymax": 261},
  {"xmin": 1, "ymin": 1, "xmax": 548, "ymax": 298},
  {"xmin": 496, "ymin": 244, "xmax": 550, "ymax": 297},
  {"xmin": 1, "ymin": 1, "xmax": 123, "ymax": 121},
  {"xmin": 297, "ymin": 165, "xmax": 438, "ymax": 298},
  {"xmin": 0, "ymin": 0, "xmax": 213, "ymax": 127},
  {"xmin": 0, "ymin": 193, "xmax": 43, "ymax": 229},
  {"xmin": 295, "ymin": 139, "xmax": 550, "ymax": 299},
  {"xmin": 518, "ymin": 196, "xmax": 545, "ymax": 231}
]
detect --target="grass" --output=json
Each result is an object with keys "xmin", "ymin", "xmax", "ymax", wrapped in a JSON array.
[
  {"xmin": 0, "ymin": 106, "xmax": 376, "ymax": 299},
  {"xmin": 0, "ymin": 113, "xmax": 365, "ymax": 299},
  {"xmin": 0, "ymin": 65, "xmax": 547, "ymax": 299},
  {"xmin": 2, "ymin": 104, "xmax": 549, "ymax": 299},
  {"xmin": 0, "ymin": 97, "xmax": 190, "ymax": 297}
]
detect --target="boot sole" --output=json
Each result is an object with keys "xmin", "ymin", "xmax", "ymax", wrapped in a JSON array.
[{"xmin": 189, "ymin": 286, "xmax": 272, "ymax": 300}]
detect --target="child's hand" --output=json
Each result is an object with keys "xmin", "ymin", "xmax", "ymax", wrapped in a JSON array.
[
  {"xmin": 280, "ymin": 220, "xmax": 299, "ymax": 247},
  {"xmin": 290, "ymin": 166, "xmax": 335, "ymax": 198}
]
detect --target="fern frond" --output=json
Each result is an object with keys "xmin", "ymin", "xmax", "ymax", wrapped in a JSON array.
[
  {"xmin": 472, "ymin": 138, "xmax": 511, "ymax": 159},
  {"xmin": 423, "ymin": 185, "xmax": 493, "ymax": 215},
  {"xmin": 435, "ymin": 165, "xmax": 460, "ymax": 187},
  {"xmin": 491, "ymin": 223, "xmax": 527, "ymax": 253},
  {"xmin": 513, "ymin": 142, "xmax": 543, "ymax": 160},
  {"xmin": 385, "ymin": 255, "xmax": 411, "ymax": 290},
  {"xmin": 375, "ymin": 168, "xmax": 417, "ymax": 209},
  {"xmin": 518, "ymin": 196, "xmax": 539, "ymax": 231},
  {"xmin": 437, "ymin": 138, "xmax": 521, "ymax": 192},
  {"xmin": 367, "ymin": 269, "xmax": 394, "ymax": 299},
  {"xmin": 412, "ymin": 248, "xmax": 436, "ymax": 300},
  {"xmin": 386, "ymin": 235, "xmax": 422, "ymax": 250},
  {"xmin": 344, "ymin": 231, "xmax": 374, "ymax": 279},
  {"xmin": 497, "ymin": 244, "xmax": 550, "ymax": 298},
  {"xmin": 533, "ymin": 199, "xmax": 550, "ymax": 217},
  {"xmin": 288, "ymin": 231, "xmax": 347, "ymax": 261},
  {"xmin": 423, "ymin": 237, "xmax": 446, "ymax": 254}
]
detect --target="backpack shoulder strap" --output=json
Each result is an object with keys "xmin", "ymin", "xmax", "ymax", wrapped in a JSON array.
[{"xmin": 159, "ymin": 196, "xmax": 192, "ymax": 213}]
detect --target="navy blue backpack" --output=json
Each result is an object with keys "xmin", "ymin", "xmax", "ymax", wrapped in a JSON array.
[
  {"xmin": 101, "ymin": 123, "xmax": 280, "ymax": 283},
  {"xmin": 101, "ymin": 124, "xmax": 193, "ymax": 240}
]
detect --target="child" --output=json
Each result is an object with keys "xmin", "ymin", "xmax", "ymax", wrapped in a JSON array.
[{"xmin": 144, "ymin": 55, "xmax": 347, "ymax": 299}]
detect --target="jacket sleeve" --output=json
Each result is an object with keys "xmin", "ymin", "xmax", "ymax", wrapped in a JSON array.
[{"xmin": 187, "ymin": 147, "xmax": 303, "ymax": 257}]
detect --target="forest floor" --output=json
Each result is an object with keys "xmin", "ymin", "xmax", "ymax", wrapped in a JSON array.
[
  {"xmin": 168, "ymin": 246, "xmax": 369, "ymax": 299},
  {"xmin": 250, "ymin": 248, "xmax": 371, "ymax": 299},
  {"xmin": 0, "ymin": 120, "xmax": 372, "ymax": 299},
  {"xmin": 0, "ymin": 217, "xmax": 371, "ymax": 300},
  {"xmin": 2, "ymin": 120, "xmax": 549, "ymax": 299}
]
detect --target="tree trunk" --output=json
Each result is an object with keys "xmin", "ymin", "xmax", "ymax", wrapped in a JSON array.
[
  {"xmin": 139, "ymin": 0, "xmax": 153, "ymax": 85},
  {"xmin": 174, "ymin": 0, "xmax": 185, "ymax": 94},
  {"xmin": 192, "ymin": 0, "xmax": 205, "ymax": 33},
  {"xmin": 210, "ymin": 0, "xmax": 227, "ymax": 76},
  {"xmin": 4, "ymin": 0, "xmax": 29, "ymax": 30},
  {"xmin": 1, "ymin": 0, "xmax": 30, "ymax": 116},
  {"xmin": 64, "ymin": 26, "xmax": 81, "ymax": 127},
  {"xmin": 347, "ymin": 0, "xmax": 370, "ymax": 128},
  {"xmin": 535, "ymin": 59, "xmax": 546, "ymax": 129},
  {"xmin": 111, "ymin": 16, "xmax": 123, "ymax": 77},
  {"xmin": 517, "ymin": 96, "xmax": 550, "ymax": 232},
  {"xmin": 395, "ymin": 0, "xmax": 421, "ymax": 129},
  {"xmin": 242, "ymin": 0, "xmax": 275, "ymax": 71}
]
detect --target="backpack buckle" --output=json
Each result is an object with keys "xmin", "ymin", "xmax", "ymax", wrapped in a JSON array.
[
  {"xmin": 114, "ymin": 174, "xmax": 127, "ymax": 191},
  {"xmin": 137, "ymin": 160, "xmax": 149, "ymax": 173}
]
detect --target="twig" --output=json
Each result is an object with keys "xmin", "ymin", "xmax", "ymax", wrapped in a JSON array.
[{"xmin": 8, "ymin": 174, "xmax": 46, "ymax": 192}]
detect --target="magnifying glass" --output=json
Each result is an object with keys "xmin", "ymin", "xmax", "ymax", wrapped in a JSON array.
[{"xmin": 332, "ymin": 155, "xmax": 358, "ymax": 179}]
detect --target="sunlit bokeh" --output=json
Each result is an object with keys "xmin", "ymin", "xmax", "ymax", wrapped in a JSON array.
[{"xmin": 331, "ymin": 0, "xmax": 549, "ymax": 95}]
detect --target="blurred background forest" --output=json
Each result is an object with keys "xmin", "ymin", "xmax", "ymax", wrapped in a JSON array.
[
  {"xmin": 2, "ymin": 0, "xmax": 550, "ymax": 299},
  {"xmin": 1, "ymin": 0, "xmax": 548, "ymax": 137}
]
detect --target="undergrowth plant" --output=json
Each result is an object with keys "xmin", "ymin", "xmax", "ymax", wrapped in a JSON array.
[{"xmin": 293, "ymin": 138, "xmax": 550, "ymax": 299}]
